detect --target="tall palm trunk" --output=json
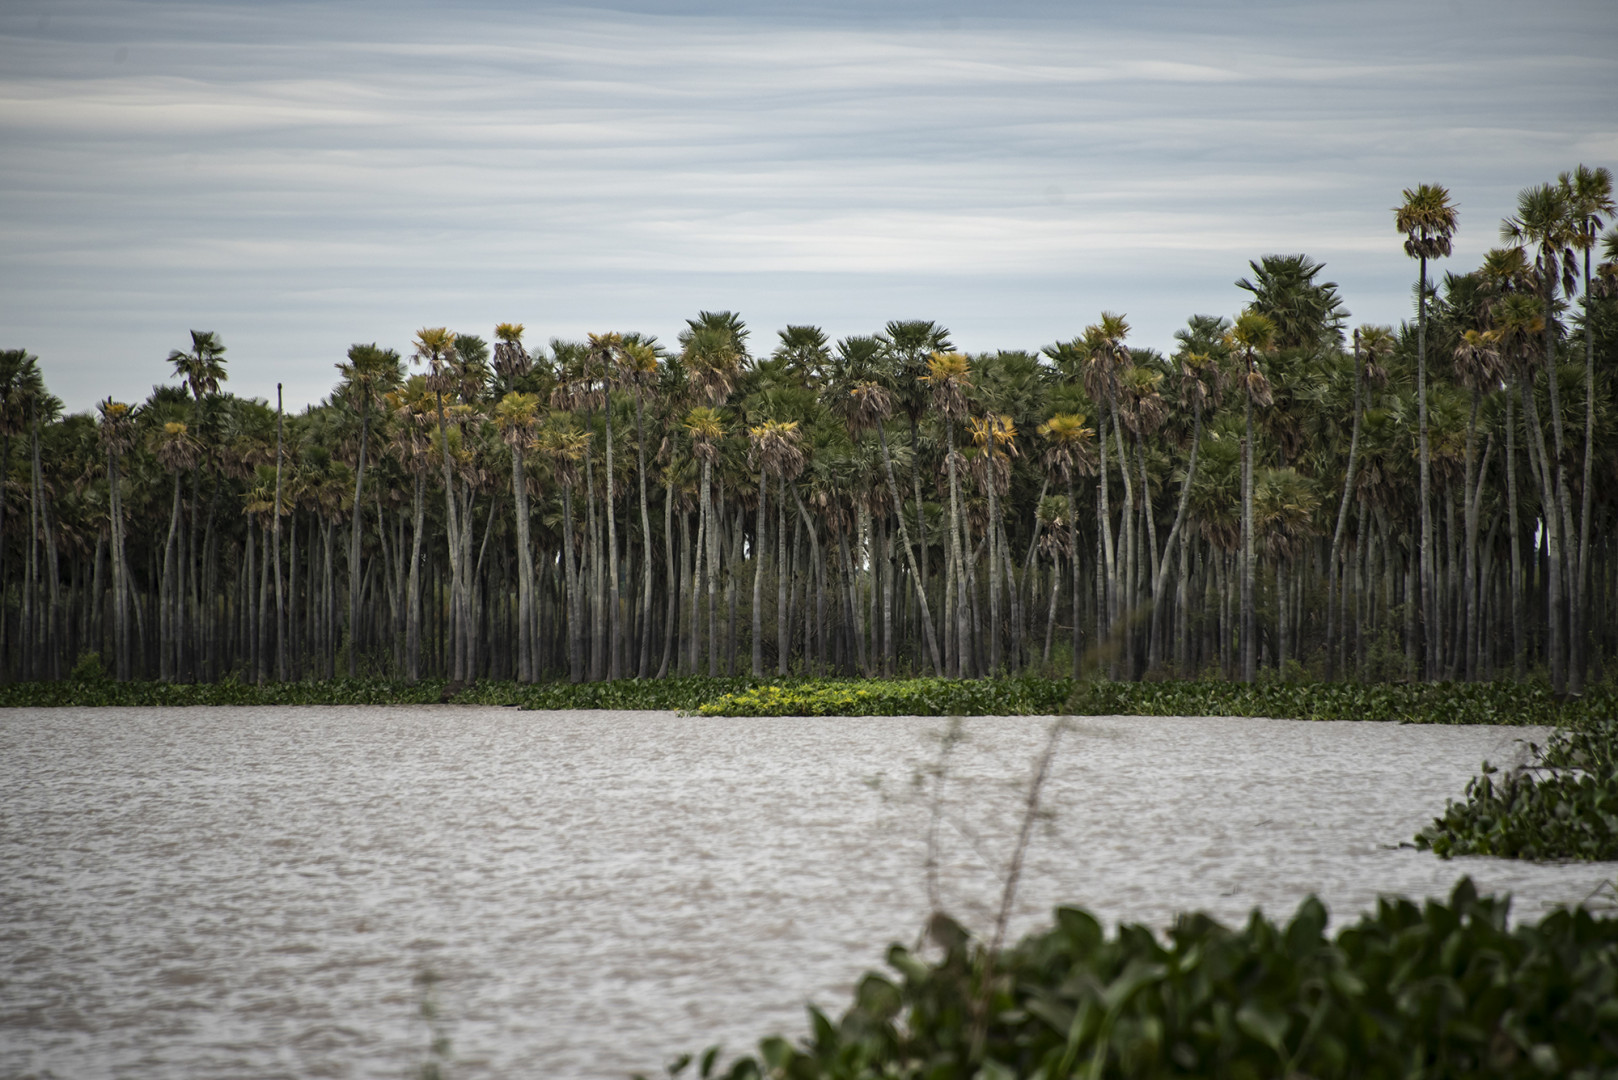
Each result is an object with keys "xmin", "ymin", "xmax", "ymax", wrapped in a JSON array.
[
  {"xmin": 561, "ymin": 480, "xmax": 584, "ymax": 683},
  {"xmin": 1538, "ymin": 275, "xmax": 1576, "ymax": 694},
  {"xmin": 604, "ymin": 402, "xmax": 622, "ymax": 679},
  {"xmin": 431, "ymin": 388, "xmax": 465, "ymax": 683},
  {"xmin": 273, "ymin": 385, "xmax": 286, "ymax": 682},
  {"xmin": 789, "ymin": 482, "xmax": 823, "ymax": 676},
  {"xmin": 1175, "ymin": 516, "xmax": 1193, "ymax": 676},
  {"xmin": 1460, "ymin": 389, "xmax": 1481, "ymax": 680},
  {"xmin": 1069, "ymin": 472, "xmax": 1081, "ymax": 678},
  {"xmin": 1575, "ymin": 242, "xmax": 1596, "ymax": 693},
  {"xmin": 1519, "ymin": 370, "xmax": 1564, "ymax": 691},
  {"xmin": 406, "ymin": 470, "xmax": 426, "ymax": 681},
  {"xmin": 1506, "ymin": 389, "xmax": 1524, "ymax": 676},
  {"xmin": 874, "ymin": 419, "xmax": 942, "ymax": 674},
  {"xmin": 986, "ymin": 466, "xmax": 1003, "ymax": 674},
  {"xmin": 1149, "ymin": 404, "xmax": 1201, "ymax": 673},
  {"xmin": 107, "ymin": 449, "xmax": 128, "ymax": 680},
  {"xmin": 706, "ymin": 468, "xmax": 720, "ymax": 677},
  {"xmin": 909, "ymin": 415, "xmax": 928, "ymax": 613},
  {"xmin": 635, "ymin": 395, "xmax": 654, "ymax": 678},
  {"xmin": 582, "ymin": 441, "xmax": 604, "ymax": 681},
  {"xmin": 1094, "ymin": 412, "xmax": 1117, "ymax": 643},
  {"xmin": 1135, "ymin": 433, "xmax": 1158, "ymax": 664},
  {"xmin": 30, "ymin": 417, "xmax": 61, "ymax": 679},
  {"xmin": 753, "ymin": 467, "xmax": 767, "ymax": 676},
  {"xmin": 689, "ymin": 494, "xmax": 704, "ymax": 676},
  {"xmin": 160, "ymin": 470, "xmax": 182, "ymax": 680},
  {"xmin": 1415, "ymin": 252, "xmax": 1436, "ymax": 681},
  {"xmin": 1327, "ymin": 333, "xmax": 1364, "ymax": 681},
  {"xmin": 657, "ymin": 476, "xmax": 676, "ymax": 679},
  {"xmin": 1241, "ymin": 386, "xmax": 1256, "ymax": 683},
  {"xmin": 511, "ymin": 441, "xmax": 535, "ymax": 683},
  {"xmin": 348, "ymin": 400, "xmax": 370, "ymax": 678},
  {"xmin": 726, "ymin": 491, "xmax": 742, "ymax": 675},
  {"xmin": 1044, "ymin": 543, "xmax": 1061, "ymax": 669},
  {"xmin": 1109, "ymin": 394, "xmax": 1135, "ymax": 677},
  {"xmin": 944, "ymin": 418, "xmax": 968, "ymax": 677}
]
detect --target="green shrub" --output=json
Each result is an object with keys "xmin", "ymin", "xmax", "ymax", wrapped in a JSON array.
[
  {"xmin": 644, "ymin": 878, "xmax": 1618, "ymax": 1080},
  {"xmin": 697, "ymin": 677, "xmax": 1611, "ymax": 726},
  {"xmin": 1418, "ymin": 718, "xmax": 1618, "ymax": 861},
  {"xmin": 695, "ymin": 678, "xmax": 1071, "ymax": 717},
  {"xmin": 68, "ymin": 651, "xmax": 107, "ymax": 683}
]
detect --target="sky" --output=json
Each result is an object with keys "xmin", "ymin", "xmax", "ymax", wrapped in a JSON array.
[{"xmin": 1, "ymin": 0, "xmax": 1613, "ymax": 413}]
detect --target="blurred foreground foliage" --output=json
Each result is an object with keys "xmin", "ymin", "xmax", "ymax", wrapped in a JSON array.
[{"xmin": 644, "ymin": 879, "xmax": 1618, "ymax": 1080}]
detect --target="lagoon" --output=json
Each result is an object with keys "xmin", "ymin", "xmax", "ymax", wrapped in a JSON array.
[{"xmin": 2, "ymin": 707, "xmax": 1612, "ymax": 1079}]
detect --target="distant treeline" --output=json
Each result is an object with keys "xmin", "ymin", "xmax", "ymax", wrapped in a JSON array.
[{"xmin": 1, "ymin": 171, "xmax": 1615, "ymax": 690}]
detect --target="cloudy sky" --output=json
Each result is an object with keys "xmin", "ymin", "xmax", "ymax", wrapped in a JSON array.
[{"xmin": 1, "ymin": 0, "xmax": 1613, "ymax": 412}]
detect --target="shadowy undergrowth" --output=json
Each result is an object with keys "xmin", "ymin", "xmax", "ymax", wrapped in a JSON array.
[{"xmin": 643, "ymin": 878, "xmax": 1618, "ymax": 1080}]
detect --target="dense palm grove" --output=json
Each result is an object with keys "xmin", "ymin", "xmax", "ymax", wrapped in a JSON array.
[{"xmin": 3, "ymin": 171, "xmax": 1616, "ymax": 691}]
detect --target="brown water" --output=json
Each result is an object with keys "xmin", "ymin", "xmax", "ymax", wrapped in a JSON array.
[{"xmin": 2, "ymin": 707, "xmax": 1612, "ymax": 1079}]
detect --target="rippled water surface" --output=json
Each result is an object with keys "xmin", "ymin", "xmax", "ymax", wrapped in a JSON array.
[{"xmin": 3, "ymin": 706, "xmax": 1614, "ymax": 1078}]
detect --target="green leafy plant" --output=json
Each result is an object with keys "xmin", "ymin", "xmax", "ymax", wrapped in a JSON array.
[
  {"xmin": 696, "ymin": 677, "xmax": 1612, "ymax": 726},
  {"xmin": 642, "ymin": 879, "xmax": 1618, "ymax": 1079},
  {"xmin": 1418, "ymin": 717, "xmax": 1618, "ymax": 861}
]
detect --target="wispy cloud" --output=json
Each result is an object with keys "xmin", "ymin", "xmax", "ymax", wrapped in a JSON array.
[{"xmin": 0, "ymin": 0, "xmax": 1612, "ymax": 408}]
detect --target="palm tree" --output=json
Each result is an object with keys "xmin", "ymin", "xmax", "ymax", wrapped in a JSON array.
[
  {"xmin": 849, "ymin": 380, "xmax": 942, "ymax": 675},
  {"xmin": 1147, "ymin": 341, "xmax": 1221, "ymax": 675},
  {"xmin": 1234, "ymin": 255, "xmax": 1347, "ymax": 352},
  {"xmin": 0, "ymin": 349, "xmax": 45, "ymax": 678},
  {"xmin": 1036, "ymin": 411, "xmax": 1096, "ymax": 677},
  {"xmin": 921, "ymin": 351, "xmax": 973, "ymax": 675},
  {"xmin": 153, "ymin": 420, "xmax": 200, "ymax": 680},
  {"xmin": 681, "ymin": 312, "xmax": 748, "ymax": 405},
  {"xmin": 1493, "ymin": 291, "xmax": 1547, "ymax": 680},
  {"xmin": 1254, "ymin": 466, "xmax": 1319, "ymax": 672},
  {"xmin": 412, "ymin": 327, "xmax": 470, "ymax": 682},
  {"xmin": 1325, "ymin": 325, "xmax": 1391, "ymax": 679},
  {"xmin": 1396, "ymin": 182, "xmax": 1458, "ymax": 681},
  {"xmin": 492, "ymin": 323, "xmax": 538, "ymax": 680},
  {"xmin": 166, "ymin": 335, "xmax": 230, "ymax": 680},
  {"xmin": 747, "ymin": 419, "xmax": 804, "ymax": 675},
  {"xmin": 588, "ymin": 331, "xmax": 627, "ymax": 679},
  {"xmin": 876, "ymin": 320, "xmax": 953, "ymax": 605},
  {"xmin": 335, "ymin": 343, "xmax": 402, "ymax": 676},
  {"xmin": 684, "ymin": 407, "xmax": 725, "ymax": 676},
  {"xmin": 618, "ymin": 340, "xmax": 662, "ymax": 677},
  {"xmin": 168, "ymin": 331, "xmax": 227, "ymax": 402},
  {"xmin": 774, "ymin": 325, "xmax": 832, "ymax": 389},
  {"xmin": 1081, "ymin": 313, "xmax": 1133, "ymax": 662},
  {"xmin": 96, "ymin": 399, "xmax": 137, "ymax": 680},
  {"xmin": 495, "ymin": 389, "xmax": 542, "ymax": 682},
  {"xmin": 968, "ymin": 411, "xmax": 1017, "ymax": 673},
  {"xmin": 1561, "ymin": 165, "xmax": 1614, "ymax": 692},
  {"xmin": 1227, "ymin": 311, "xmax": 1275, "ymax": 683},
  {"xmin": 538, "ymin": 418, "xmax": 591, "ymax": 682},
  {"xmin": 1501, "ymin": 183, "xmax": 1576, "ymax": 693},
  {"xmin": 1452, "ymin": 327, "xmax": 1503, "ymax": 680}
]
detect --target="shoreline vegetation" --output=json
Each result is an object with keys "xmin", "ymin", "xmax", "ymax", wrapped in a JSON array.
[
  {"xmin": 1, "ymin": 672, "xmax": 1611, "ymax": 725},
  {"xmin": 2, "ymin": 174, "xmax": 1617, "ymax": 697}
]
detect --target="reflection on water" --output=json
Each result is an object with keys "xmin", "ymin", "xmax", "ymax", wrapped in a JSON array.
[{"xmin": 2, "ymin": 706, "xmax": 1610, "ymax": 1078}]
